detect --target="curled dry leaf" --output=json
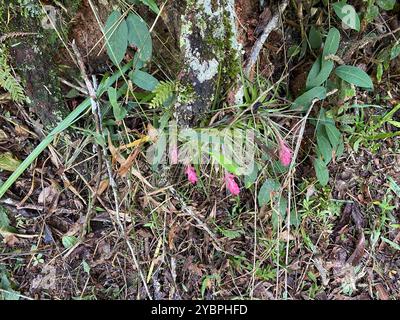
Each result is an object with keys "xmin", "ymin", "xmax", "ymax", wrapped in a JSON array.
[
  {"xmin": 96, "ymin": 179, "xmax": 109, "ymax": 196},
  {"xmin": 3, "ymin": 233, "xmax": 19, "ymax": 246},
  {"xmin": 0, "ymin": 129, "xmax": 8, "ymax": 141},
  {"xmin": 38, "ymin": 185, "xmax": 59, "ymax": 205}
]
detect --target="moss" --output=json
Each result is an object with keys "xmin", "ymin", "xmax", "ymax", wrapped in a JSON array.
[
  {"xmin": 176, "ymin": 0, "xmax": 242, "ymax": 126},
  {"xmin": 0, "ymin": 0, "xmax": 82, "ymax": 128}
]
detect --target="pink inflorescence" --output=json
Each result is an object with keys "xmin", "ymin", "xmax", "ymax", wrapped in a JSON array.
[
  {"xmin": 278, "ymin": 139, "xmax": 292, "ymax": 167},
  {"xmin": 185, "ymin": 165, "xmax": 198, "ymax": 185},
  {"xmin": 225, "ymin": 173, "xmax": 240, "ymax": 196}
]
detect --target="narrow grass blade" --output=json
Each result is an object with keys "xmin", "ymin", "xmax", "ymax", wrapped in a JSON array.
[{"xmin": 0, "ymin": 61, "xmax": 134, "ymax": 199}]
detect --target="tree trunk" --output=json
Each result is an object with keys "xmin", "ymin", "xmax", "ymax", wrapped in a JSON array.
[{"xmin": 162, "ymin": 0, "xmax": 243, "ymax": 127}]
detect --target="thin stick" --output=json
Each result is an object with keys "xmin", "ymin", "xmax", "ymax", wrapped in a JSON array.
[
  {"xmin": 244, "ymin": 0, "xmax": 289, "ymax": 77},
  {"xmin": 71, "ymin": 41, "xmax": 152, "ymax": 299}
]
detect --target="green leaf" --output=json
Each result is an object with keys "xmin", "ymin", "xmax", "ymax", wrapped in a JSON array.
[
  {"xmin": 258, "ymin": 179, "xmax": 281, "ymax": 207},
  {"xmin": 322, "ymin": 27, "xmax": 341, "ymax": 58},
  {"xmin": 376, "ymin": 63, "xmax": 383, "ymax": 83},
  {"xmin": 390, "ymin": 43, "xmax": 400, "ymax": 60},
  {"xmin": 336, "ymin": 138, "xmax": 345, "ymax": 158},
  {"xmin": 309, "ymin": 26, "xmax": 322, "ymax": 49},
  {"xmin": 0, "ymin": 60, "xmax": 135, "ymax": 200},
  {"xmin": 381, "ymin": 237, "xmax": 400, "ymax": 251},
  {"xmin": 126, "ymin": 13, "xmax": 152, "ymax": 62},
  {"xmin": 108, "ymin": 87, "xmax": 127, "ymax": 121},
  {"xmin": 138, "ymin": 0, "xmax": 160, "ymax": 14},
  {"xmin": 82, "ymin": 260, "xmax": 91, "ymax": 274},
  {"xmin": 332, "ymin": 2, "xmax": 361, "ymax": 31},
  {"xmin": 325, "ymin": 123, "xmax": 341, "ymax": 149},
  {"xmin": 271, "ymin": 196, "xmax": 288, "ymax": 229},
  {"xmin": 0, "ymin": 152, "xmax": 21, "ymax": 172},
  {"xmin": 317, "ymin": 134, "xmax": 332, "ymax": 164},
  {"xmin": 62, "ymin": 235, "xmax": 78, "ymax": 249},
  {"xmin": 306, "ymin": 60, "xmax": 334, "ymax": 88},
  {"xmin": 129, "ymin": 69, "xmax": 159, "ymax": 91},
  {"xmin": 388, "ymin": 176, "xmax": 400, "ymax": 197},
  {"xmin": 306, "ymin": 56, "xmax": 322, "ymax": 89},
  {"xmin": 209, "ymin": 152, "xmax": 240, "ymax": 175},
  {"xmin": 335, "ymin": 65, "xmax": 374, "ymax": 89},
  {"xmin": 291, "ymin": 86, "xmax": 327, "ymax": 111},
  {"xmin": 219, "ymin": 228, "xmax": 244, "ymax": 240},
  {"xmin": 244, "ymin": 165, "xmax": 258, "ymax": 189},
  {"xmin": 365, "ymin": 5, "xmax": 379, "ymax": 23},
  {"xmin": 377, "ymin": 0, "xmax": 396, "ymax": 11},
  {"xmin": 104, "ymin": 11, "xmax": 128, "ymax": 66},
  {"xmin": 313, "ymin": 158, "xmax": 329, "ymax": 186},
  {"xmin": 0, "ymin": 206, "xmax": 10, "ymax": 229}
]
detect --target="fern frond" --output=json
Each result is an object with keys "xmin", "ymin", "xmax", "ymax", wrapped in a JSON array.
[
  {"xmin": 149, "ymin": 80, "xmax": 175, "ymax": 109},
  {"xmin": 0, "ymin": 50, "xmax": 26, "ymax": 103}
]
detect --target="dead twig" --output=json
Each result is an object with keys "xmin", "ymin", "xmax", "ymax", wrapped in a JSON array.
[
  {"xmin": 244, "ymin": 0, "xmax": 289, "ymax": 78},
  {"xmin": 71, "ymin": 40, "xmax": 152, "ymax": 300}
]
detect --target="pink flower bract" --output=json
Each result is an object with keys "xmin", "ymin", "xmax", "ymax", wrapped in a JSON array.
[
  {"xmin": 185, "ymin": 165, "xmax": 198, "ymax": 184},
  {"xmin": 279, "ymin": 139, "xmax": 292, "ymax": 167},
  {"xmin": 225, "ymin": 173, "xmax": 240, "ymax": 196}
]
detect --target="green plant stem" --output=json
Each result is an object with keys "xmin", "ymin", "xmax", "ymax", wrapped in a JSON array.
[{"xmin": 0, "ymin": 60, "xmax": 134, "ymax": 199}]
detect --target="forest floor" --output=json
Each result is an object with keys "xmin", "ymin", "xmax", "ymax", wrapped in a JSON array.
[{"xmin": 0, "ymin": 0, "xmax": 399, "ymax": 300}]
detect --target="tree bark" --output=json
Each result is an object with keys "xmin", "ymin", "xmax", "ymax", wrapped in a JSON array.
[{"xmin": 162, "ymin": 0, "xmax": 243, "ymax": 127}]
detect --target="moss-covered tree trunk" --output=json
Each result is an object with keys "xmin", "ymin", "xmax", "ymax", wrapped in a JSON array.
[{"xmin": 162, "ymin": 0, "xmax": 243, "ymax": 127}]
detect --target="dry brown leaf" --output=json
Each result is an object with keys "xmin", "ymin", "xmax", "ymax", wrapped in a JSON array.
[
  {"xmin": 14, "ymin": 124, "xmax": 30, "ymax": 138},
  {"xmin": 147, "ymin": 123, "xmax": 159, "ymax": 142},
  {"xmin": 118, "ymin": 148, "xmax": 140, "ymax": 177},
  {"xmin": 96, "ymin": 179, "xmax": 109, "ymax": 196},
  {"xmin": 38, "ymin": 185, "xmax": 59, "ymax": 205},
  {"xmin": 108, "ymin": 134, "xmax": 125, "ymax": 165},
  {"xmin": 0, "ymin": 129, "xmax": 8, "ymax": 141},
  {"xmin": 3, "ymin": 233, "xmax": 19, "ymax": 246}
]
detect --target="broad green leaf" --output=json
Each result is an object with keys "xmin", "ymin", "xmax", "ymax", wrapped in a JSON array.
[
  {"xmin": 82, "ymin": 260, "xmax": 91, "ymax": 274},
  {"xmin": 322, "ymin": 27, "xmax": 341, "ymax": 58},
  {"xmin": 381, "ymin": 237, "xmax": 400, "ymax": 251},
  {"xmin": 388, "ymin": 176, "xmax": 400, "ymax": 197},
  {"xmin": 325, "ymin": 123, "xmax": 341, "ymax": 149},
  {"xmin": 377, "ymin": 0, "xmax": 396, "ymax": 11},
  {"xmin": 317, "ymin": 134, "xmax": 332, "ymax": 164},
  {"xmin": 332, "ymin": 2, "xmax": 361, "ymax": 31},
  {"xmin": 258, "ymin": 179, "xmax": 281, "ymax": 207},
  {"xmin": 129, "ymin": 69, "xmax": 159, "ymax": 91},
  {"xmin": 365, "ymin": 5, "xmax": 379, "ymax": 23},
  {"xmin": 313, "ymin": 158, "xmax": 329, "ymax": 186},
  {"xmin": 0, "ymin": 152, "xmax": 21, "ymax": 172},
  {"xmin": 62, "ymin": 235, "xmax": 78, "ymax": 249},
  {"xmin": 104, "ymin": 11, "xmax": 128, "ymax": 66},
  {"xmin": 126, "ymin": 13, "xmax": 152, "ymax": 62},
  {"xmin": 309, "ymin": 26, "xmax": 322, "ymax": 49},
  {"xmin": 271, "ymin": 196, "xmax": 288, "ymax": 229},
  {"xmin": 219, "ymin": 228, "xmax": 244, "ymax": 240},
  {"xmin": 209, "ymin": 152, "xmax": 240, "ymax": 175},
  {"xmin": 0, "ymin": 206, "xmax": 10, "ymax": 229},
  {"xmin": 306, "ymin": 56, "xmax": 322, "ymax": 89},
  {"xmin": 291, "ymin": 86, "xmax": 327, "ymax": 111},
  {"xmin": 138, "ymin": 0, "xmax": 160, "ymax": 14},
  {"xmin": 244, "ymin": 165, "xmax": 258, "ymax": 189},
  {"xmin": 390, "ymin": 43, "xmax": 400, "ymax": 60},
  {"xmin": 108, "ymin": 87, "xmax": 127, "ymax": 121},
  {"xmin": 336, "ymin": 138, "xmax": 345, "ymax": 158},
  {"xmin": 335, "ymin": 65, "xmax": 374, "ymax": 89},
  {"xmin": 306, "ymin": 60, "xmax": 334, "ymax": 88}
]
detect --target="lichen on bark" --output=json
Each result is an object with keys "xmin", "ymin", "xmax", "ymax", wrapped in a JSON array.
[
  {"xmin": 174, "ymin": 0, "xmax": 242, "ymax": 127},
  {"xmin": 0, "ymin": 0, "xmax": 81, "ymax": 129}
]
